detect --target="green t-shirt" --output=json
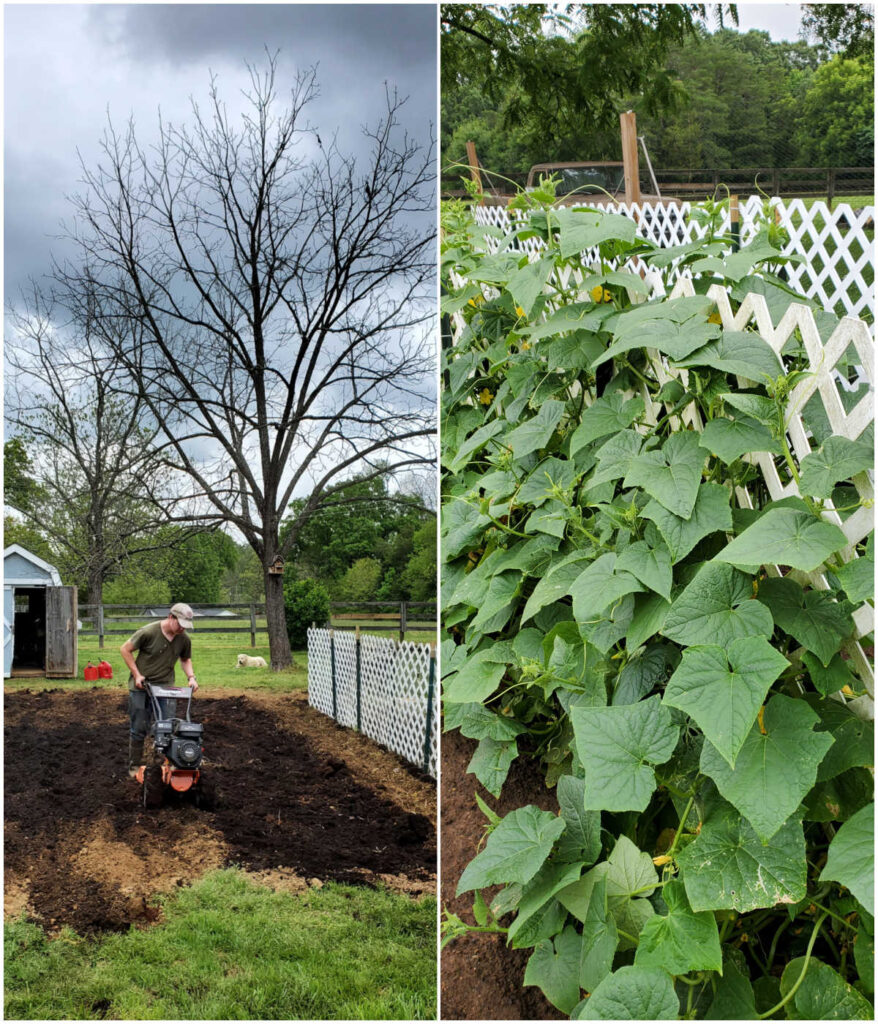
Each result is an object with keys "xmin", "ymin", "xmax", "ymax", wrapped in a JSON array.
[{"xmin": 127, "ymin": 621, "xmax": 192, "ymax": 690}]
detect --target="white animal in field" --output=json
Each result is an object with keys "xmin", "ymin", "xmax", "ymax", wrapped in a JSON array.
[{"xmin": 236, "ymin": 654, "xmax": 268, "ymax": 668}]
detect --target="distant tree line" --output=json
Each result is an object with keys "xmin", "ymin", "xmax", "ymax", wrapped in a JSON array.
[{"xmin": 442, "ymin": 10, "xmax": 874, "ymax": 186}]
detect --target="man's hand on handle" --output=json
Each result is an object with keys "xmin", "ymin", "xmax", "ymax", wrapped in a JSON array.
[{"xmin": 134, "ymin": 673, "xmax": 146, "ymax": 690}]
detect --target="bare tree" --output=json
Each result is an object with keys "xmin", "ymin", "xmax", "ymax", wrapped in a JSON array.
[
  {"xmin": 61, "ymin": 58, "xmax": 436, "ymax": 669},
  {"xmin": 5, "ymin": 284, "xmax": 194, "ymax": 608}
]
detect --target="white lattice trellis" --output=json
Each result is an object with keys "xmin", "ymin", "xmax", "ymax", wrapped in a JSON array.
[
  {"xmin": 473, "ymin": 196, "xmax": 875, "ymax": 320},
  {"xmin": 307, "ymin": 628, "xmax": 438, "ymax": 777}
]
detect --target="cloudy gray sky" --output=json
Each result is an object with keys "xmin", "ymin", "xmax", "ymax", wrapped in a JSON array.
[{"xmin": 4, "ymin": 3, "xmax": 437, "ymax": 298}]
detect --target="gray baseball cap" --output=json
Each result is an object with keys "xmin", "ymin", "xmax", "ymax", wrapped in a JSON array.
[{"xmin": 169, "ymin": 602, "xmax": 196, "ymax": 629}]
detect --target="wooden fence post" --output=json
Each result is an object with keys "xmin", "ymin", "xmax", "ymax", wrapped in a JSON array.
[
  {"xmin": 827, "ymin": 168, "xmax": 836, "ymax": 210},
  {"xmin": 465, "ymin": 139, "xmax": 483, "ymax": 203},
  {"xmin": 399, "ymin": 601, "xmax": 408, "ymax": 643},
  {"xmin": 620, "ymin": 111, "xmax": 641, "ymax": 206},
  {"xmin": 249, "ymin": 603, "xmax": 257, "ymax": 648},
  {"xmin": 98, "ymin": 605, "xmax": 105, "ymax": 650},
  {"xmin": 422, "ymin": 643, "xmax": 437, "ymax": 774}
]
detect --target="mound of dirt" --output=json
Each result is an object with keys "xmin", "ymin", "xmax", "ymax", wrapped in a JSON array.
[
  {"xmin": 440, "ymin": 729, "xmax": 564, "ymax": 1021},
  {"xmin": 5, "ymin": 688, "xmax": 435, "ymax": 935}
]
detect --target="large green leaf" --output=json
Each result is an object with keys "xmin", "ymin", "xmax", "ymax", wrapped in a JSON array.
[
  {"xmin": 798, "ymin": 434, "xmax": 874, "ymax": 500},
  {"xmin": 520, "ymin": 550, "xmax": 593, "ymax": 623},
  {"xmin": 706, "ymin": 953, "xmax": 757, "ymax": 1020},
  {"xmin": 634, "ymin": 880, "xmax": 723, "ymax": 975},
  {"xmin": 641, "ymin": 481, "xmax": 733, "ymax": 562},
  {"xmin": 662, "ymin": 561, "xmax": 774, "ymax": 648},
  {"xmin": 780, "ymin": 956, "xmax": 874, "ymax": 1020},
  {"xmin": 699, "ymin": 416, "xmax": 782, "ymax": 465},
  {"xmin": 715, "ymin": 508, "xmax": 848, "ymax": 572},
  {"xmin": 810, "ymin": 695, "xmax": 874, "ymax": 782},
  {"xmin": 755, "ymin": 576, "xmax": 853, "ymax": 666},
  {"xmin": 556, "ymin": 207, "xmax": 637, "ymax": 258},
  {"xmin": 569, "ymin": 553, "xmax": 645, "ymax": 623},
  {"xmin": 571, "ymin": 696, "xmax": 679, "ymax": 812},
  {"xmin": 588, "ymin": 429, "xmax": 644, "ymax": 487},
  {"xmin": 457, "ymin": 805, "xmax": 566, "ymax": 894},
  {"xmin": 524, "ymin": 926, "xmax": 583, "ymax": 1014},
  {"xmin": 834, "ymin": 551, "xmax": 874, "ymax": 606},
  {"xmin": 605, "ymin": 835, "xmax": 658, "ymax": 946},
  {"xmin": 820, "ymin": 803, "xmax": 875, "ymax": 915},
  {"xmin": 467, "ymin": 737, "xmax": 518, "ymax": 797},
  {"xmin": 442, "ymin": 497, "xmax": 492, "ymax": 558},
  {"xmin": 579, "ymin": 874, "xmax": 619, "ymax": 993},
  {"xmin": 663, "ymin": 636, "xmax": 789, "ymax": 768},
  {"xmin": 504, "ymin": 399, "xmax": 567, "ymax": 460},
  {"xmin": 517, "ymin": 301, "xmax": 604, "ymax": 341},
  {"xmin": 616, "ymin": 540, "xmax": 673, "ymax": 601},
  {"xmin": 469, "ymin": 571, "xmax": 521, "ymax": 633},
  {"xmin": 623, "ymin": 431, "xmax": 706, "ymax": 518},
  {"xmin": 677, "ymin": 802, "xmax": 807, "ymax": 912},
  {"xmin": 802, "ymin": 651, "xmax": 858, "ymax": 698},
  {"xmin": 576, "ymin": 966, "xmax": 680, "ymax": 1020},
  {"xmin": 613, "ymin": 644, "xmax": 677, "ymax": 706},
  {"xmin": 676, "ymin": 330, "xmax": 782, "ymax": 383},
  {"xmin": 595, "ymin": 317, "xmax": 720, "ymax": 367},
  {"xmin": 571, "ymin": 394, "xmax": 645, "ymax": 454},
  {"xmin": 444, "ymin": 701, "xmax": 526, "ymax": 741},
  {"xmin": 508, "ymin": 860, "xmax": 583, "ymax": 945},
  {"xmin": 556, "ymin": 774, "xmax": 601, "ymax": 865},
  {"xmin": 507, "ymin": 256, "xmax": 555, "ymax": 316},
  {"xmin": 626, "ymin": 591, "xmax": 672, "ymax": 650},
  {"xmin": 448, "ymin": 419, "xmax": 505, "ymax": 473},
  {"xmin": 443, "ymin": 643, "xmax": 513, "ymax": 704},
  {"xmin": 700, "ymin": 694, "xmax": 834, "ymax": 841}
]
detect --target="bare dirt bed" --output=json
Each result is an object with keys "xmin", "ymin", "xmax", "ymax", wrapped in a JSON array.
[
  {"xmin": 441, "ymin": 729, "xmax": 563, "ymax": 1021},
  {"xmin": 5, "ymin": 687, "xmax": 435, "ymax": 935}
]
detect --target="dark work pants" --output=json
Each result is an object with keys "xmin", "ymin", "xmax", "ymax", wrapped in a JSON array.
[{"xmin": 128, "ymin": 690, "xmax": 177, "ymax": 741}]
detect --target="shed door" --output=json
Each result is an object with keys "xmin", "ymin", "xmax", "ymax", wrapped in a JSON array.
[
  {"xmin": 46, "ymin": 586, "xmax": 77, "ymax": 678},
  {"xmin": 3, "ymin": 588, "xmax": 13, "ymax": 678}
]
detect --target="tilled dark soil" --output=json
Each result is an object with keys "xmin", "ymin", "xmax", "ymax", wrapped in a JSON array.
[
  {"xmin": 441, "ymin": 729, "xmax": 564, "ymax": 1021},
  {"xmin": 5, "ymin": 688, "xmax": 435, "ymax": 935}
]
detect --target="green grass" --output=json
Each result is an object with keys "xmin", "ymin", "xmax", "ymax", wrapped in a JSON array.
[
  {"xmin": 5, "ymin": 870, "xmax": 437, "ymax": 1020},
  {"xmin": 4, "ymin": 633, "xmax": 308, "ymax": 693}
]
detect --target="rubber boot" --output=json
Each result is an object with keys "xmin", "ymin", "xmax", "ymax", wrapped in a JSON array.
[{"xmin": 128, "ymin": 737, "xmax": 145, "ymax": 779}]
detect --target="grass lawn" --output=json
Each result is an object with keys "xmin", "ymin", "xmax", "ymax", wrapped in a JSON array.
[
  {"xmin": 5, "ymin": 632, "xmax": 308, "ymax": 693},
  {"xmin": 5, "ymin": 870, "xmax": 437, "ymax": 1020}
]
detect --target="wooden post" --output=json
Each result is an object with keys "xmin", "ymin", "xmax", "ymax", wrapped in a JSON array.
[
  {"xmin": 249, "ymin": 603, "xmax": 257, "ymax": 648},
  {"xmin": 729, "ymin": 194, "xmax": 740, "ymax": 252},
  {"xmin": 772, "ymin": 168, "xmax": 781, "ymax": 197},
  {"xmin": 399, "ymin": 601, "xmax": 408, "ymax": 643},
  {"xmin": 330, "ymin": 628, "xmax": 337, "ymax": 720},
  {"xmin": 619, "ymin": 112, "xmax": 641, "ymax": 206},
  {"xmin": 465, "ymin": 140, "xmax": 483, "ymax": 204},
  {"xmin": 422, "ymin": 642, "xmax": 437, "ymax": 775},
  {"xmin": 98, "ymin": 604, "xmax": 105, "ymax": 650},
  {"xmin": 827, "ymin": 168, "xmax": 836, "ymax": 210}
]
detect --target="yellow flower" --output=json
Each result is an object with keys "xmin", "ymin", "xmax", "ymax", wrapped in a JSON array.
[
  {"xmin": 708, "ymin": 312, "xmax": 722, "ymax": 325},
  {"xmin": 590, "ymin": 284, "xmax": 604, "ymax": 303},
  {"xmin": 468, "ymin": 294, "xmax": 485, "ymax": 308},
  {"xmin": 478, "ymin": 388, "xmax": 494, "ymax": 405},
  {"xmin": 652, "ymin": 854, "xmax": 672, "ymax": 867},
  {"xmin": 520, "ymin": 340, "xmax": 531, "ymax": 351},
  {"xmin": 515, "ymin": 305, "xmax": 526, "ymax": 318}
]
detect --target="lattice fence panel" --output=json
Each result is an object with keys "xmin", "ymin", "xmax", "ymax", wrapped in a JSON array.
[
  {"xmin": 307, "ymin": 628, "xmax": 437, "ymax": 776},
  {"xmin": 473, "ymin": 196, "xmax": 875, "ymax": 320}
]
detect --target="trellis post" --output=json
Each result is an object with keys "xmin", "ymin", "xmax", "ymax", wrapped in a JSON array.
[
  {"xmin": 355, "ymin": 625, "xmax": 362, "ymax": 732},
  {"xmin": 249, "ymin": 603, "xmax": 257, "ymax": 647},
  {"xmin": 399, "ymin": 601, "xmax": 408, "ymax": 642},
  {"xmin": 329, "ymin": 628, "xmax": 337, "ymax": 720},
  {"xmin": 422, "ymin": 642, "xmax": 437, "ymax": 774},
  {"xmin": 730, "ymin": 194, "xmax": 740, "ymax": 251},
  {"xmin": 97, "ymin": 605, "xmax": 105, "ymax": 649}
]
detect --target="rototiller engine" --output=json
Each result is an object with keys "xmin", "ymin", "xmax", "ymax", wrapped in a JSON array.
[{"xmin": 135, "ymin": 681, "xmax": 211, "ymax": 808}]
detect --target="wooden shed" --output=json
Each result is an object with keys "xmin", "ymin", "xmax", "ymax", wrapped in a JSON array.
[{"xmin": 3, "ymin": 545, "xmax": 77, "ymax": 679}]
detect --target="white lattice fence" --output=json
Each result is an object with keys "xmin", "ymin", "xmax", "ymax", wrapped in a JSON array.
[
  {"xmin": 473, "ymin": 196, "xmax": 875, "ymax": 320},
  {"xmin": 307, "ymin": 628, "xmax": 438, "ymax": 777}
]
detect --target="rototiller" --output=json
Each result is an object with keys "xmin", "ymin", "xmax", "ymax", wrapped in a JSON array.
[{"xmin": 134, "ymin": 681, "xmax": 212, "ymax": 808}]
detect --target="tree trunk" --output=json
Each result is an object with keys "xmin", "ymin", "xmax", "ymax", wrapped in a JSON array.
[
  {"xmin": 87, "ymin": 565, "xmax": 103, "ymax": 614},
  {"xmin": 264, "ymin": 567, "xmax": 294, "ymax": 671}
]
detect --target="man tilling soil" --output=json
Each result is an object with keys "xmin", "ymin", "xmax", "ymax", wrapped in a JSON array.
[{"xmin": 120, "ymin": 602, "xmax": 199, "ymax": 777}]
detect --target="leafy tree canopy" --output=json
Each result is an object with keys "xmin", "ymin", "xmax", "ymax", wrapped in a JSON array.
[{"xmin": 802, "ymin": 3, "xmax": 875, "ymax": 60}]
